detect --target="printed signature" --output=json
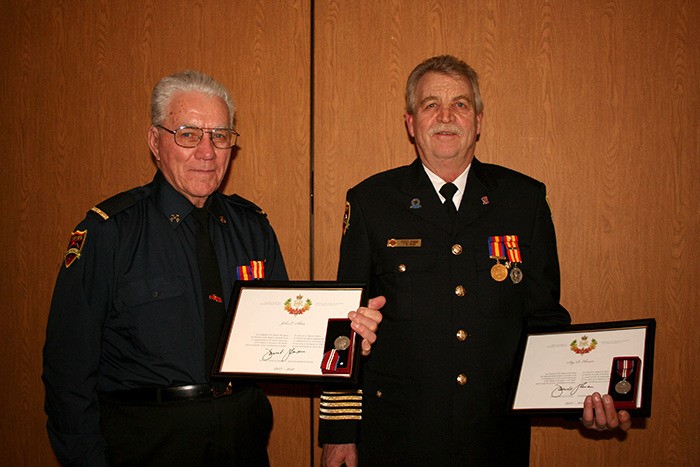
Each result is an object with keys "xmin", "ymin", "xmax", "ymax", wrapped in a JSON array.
[
  {"xmin": 551, "ymin": 382, "xmax": 595, "ymax": 398},
  {"xmin": 261, "ymin": 348, "xmax": 306, "ymax": 362}
]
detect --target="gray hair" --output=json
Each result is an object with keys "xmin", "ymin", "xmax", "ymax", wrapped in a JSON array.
[
  {"xmin": 150, "ymin": 70, "xmax": 235, "ymax": 127},
  {"xmin": 405, "ymin": 55, "xmax": 483, "ymax": 116}
]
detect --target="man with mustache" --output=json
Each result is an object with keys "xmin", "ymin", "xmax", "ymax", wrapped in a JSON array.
[{"xmin": 319, "ymin": 55, "xmax": 630, "ymax": 466}]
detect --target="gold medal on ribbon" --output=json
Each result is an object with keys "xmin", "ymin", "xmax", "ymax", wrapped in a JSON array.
[
  {"xmin": 488, "ymin": 236, "xmax": 508, "ymax": 282},
  {"xmin": 491, "ymin": 261, "xmax": 508, "ymax": 282}
]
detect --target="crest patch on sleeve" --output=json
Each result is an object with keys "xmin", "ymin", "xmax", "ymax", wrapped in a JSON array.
[{"xmin": 64, "ymin": 230, "xmax": 87, "ymax": 268}]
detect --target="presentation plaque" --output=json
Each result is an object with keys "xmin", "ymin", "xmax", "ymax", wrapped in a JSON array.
[
  {"xmin": 211, "ymin": 281, "xmax": 367, "ymax": 383},
  {"xmin": 509, "ymin": 319, "xmax": 655, "ymax": 416}
]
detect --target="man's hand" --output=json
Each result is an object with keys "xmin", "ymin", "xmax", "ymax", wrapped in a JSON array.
[
  {"xmin": 581, "ymin": 392, "xmax": 632, "ymax": 432},
  {"xmin": 349, "ymin": 295, "xmax": 385, "ymax": 356},
  {"xmin": 322, "ymin": 443, "xmax": 358, "ymax": 467}
]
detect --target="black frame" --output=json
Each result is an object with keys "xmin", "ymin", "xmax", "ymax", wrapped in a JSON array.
[
  {"xmin": 211, "ymin": 281, "xmax": 367, "ymax": 384},
  {"xmin": 508, "ymin": 318, "xmax": 656, "ymax": 417}
]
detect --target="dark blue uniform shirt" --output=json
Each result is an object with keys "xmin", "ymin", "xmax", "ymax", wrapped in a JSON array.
[{"xmin": 42, "ymin": 171, "xmax": 288, "ymax": 464}]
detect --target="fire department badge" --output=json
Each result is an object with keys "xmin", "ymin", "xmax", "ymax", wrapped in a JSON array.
[{"xmin": 64, "ymin": 230, "xmax": 87, "ymax": 268}]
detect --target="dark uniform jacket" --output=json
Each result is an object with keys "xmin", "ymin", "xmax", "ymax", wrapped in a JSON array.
[
  {"xmin": 319, "ymin": 158, "xmax": 570, "ymax": 466},
  {"xmin": 42, "ymin": 171, "xmax": 287, "ymax": 465}
]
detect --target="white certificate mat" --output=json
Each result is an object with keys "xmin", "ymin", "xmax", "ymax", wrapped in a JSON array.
[
  {"xmin": 509, "ymin": 319, "xmax": 655, "ymax": 417},
  {"xmin": 212, "ymin": 281, "xmax": 366, "ymax": 383}
]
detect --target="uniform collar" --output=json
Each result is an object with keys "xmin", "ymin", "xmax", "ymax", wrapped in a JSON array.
[
  {"xmin": 401, "ymin": 158, "xmax": 495, "ymax": 232},
  {"xmin": 152, "ymin": 171, "xmax": 227, "ymax": 229},
  {"xmin": 421, "ymin": 163, "xmax": 470, "ymax": 208}
]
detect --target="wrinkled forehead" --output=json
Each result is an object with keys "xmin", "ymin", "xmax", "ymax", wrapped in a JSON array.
[{"xmin": 416, "ymin": 72, "xmax": 473, "ymax": 100}]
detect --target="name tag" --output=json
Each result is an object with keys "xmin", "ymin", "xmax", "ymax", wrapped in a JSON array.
[{"xmin": 387, "ymin": 238, "xmax": 422, "ymax": 248}]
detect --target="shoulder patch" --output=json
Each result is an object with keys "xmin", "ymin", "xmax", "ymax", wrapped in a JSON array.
[
  {"xmin": 227, "ymin": 194, "xmax": 268, "ymax": 217},
  {"xmin": 64, "ymin": 229, "xmax": 87, "ymax": 268},
  {"xmin": 88, "ymin": 187, "xmax": 150, "ymax": 221}
]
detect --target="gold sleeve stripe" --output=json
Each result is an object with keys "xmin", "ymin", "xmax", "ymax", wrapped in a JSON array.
[
  {"xmin": 319, "ymin": 402, "xmax": 362, "ymax": 408},
  {"xmin": 320, "ymin": 395, "xmax": 363, "ymax": 402},
  {"xmin": 90, "ymin": 206, "xmax": 109, "ymax": 220},
  {"xmin": 320, "ymin": 408, "xmax": 362, "ymax": 414},
  {"xmin": 322, "ymin": 390, "xmax": 363, "ymax": 395},
  {"xmin": 320, "ymin": 414, "xmax": 362, "ymax": 420},
  {"xmin": 320, "ymin": 388, "xmax": 363, "ymax": 421}
]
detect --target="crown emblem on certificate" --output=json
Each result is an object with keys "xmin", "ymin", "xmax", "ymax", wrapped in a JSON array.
[
  {"xmin": 488, "ymin": 235, "xmax": 523, "ymax": 283},
  {"xmin": 284, "ymin": 294, "xmax": 312, "ymax": 315},
  {"xmin": 570, "ymin": 335, "xmax": 598, "ymax": 354}
]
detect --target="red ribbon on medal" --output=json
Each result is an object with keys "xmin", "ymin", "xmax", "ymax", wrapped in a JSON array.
[
  {"xmin": 503, "ymin": 235, "xmax": 522, "ymax": 264},
  {"xmin": 488, "ymin": 236, "xmax": 505, "ymax": 259},
  {"xmin": 617, "ymin": 359, "xmax": 634, "ymax": 379},
  {"xmin": 237, "ymin": 265, "xmax": 251, "ymax": 280},
  {"xmin": 237, "ymin": 260, "xmax": 266, "ymax": 280},
  {"xmin": 250, "ymin": 260, "xmax": 265, "ymax": 279},
  {"xmin": 321, "ymin": 349, "xmax": 340, "ymax": 372}
]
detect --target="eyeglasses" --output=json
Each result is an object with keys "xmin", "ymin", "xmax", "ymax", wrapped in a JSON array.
[{"xmin": 158, "ymin": 125, "xmax": 239, "ymax": 149}]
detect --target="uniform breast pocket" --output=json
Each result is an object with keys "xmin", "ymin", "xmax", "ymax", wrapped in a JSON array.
[
  {"xmin": 374, "ymin": 252, "xmax": 439, "ymax": 320},
  {"xmin": 116, "ymin": 274, "xmax": 187, "ymax": 357}
]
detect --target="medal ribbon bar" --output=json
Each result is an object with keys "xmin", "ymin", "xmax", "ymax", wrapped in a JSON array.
[
  {"xmin": 488, "ymin": 236, "xmax": 506, "ymax": 259},
  {"xmin": 504, "ymin": 235, "xmax": 522, "ymax": 263}
]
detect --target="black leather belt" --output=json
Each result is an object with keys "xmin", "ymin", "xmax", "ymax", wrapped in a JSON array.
[{"xmin": 104, "ymin": 383, "xmax": 236, "ymax": 403}]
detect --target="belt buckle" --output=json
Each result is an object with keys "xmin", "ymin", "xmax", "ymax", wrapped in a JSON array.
[{"xmin": 213, "ymin": 382, "xmax": 233, "ymax": 398}]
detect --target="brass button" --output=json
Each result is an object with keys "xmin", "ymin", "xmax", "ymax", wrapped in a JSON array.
[
  {"xmin": 376, "ymin": 390, "xmax": 382, "ymax": 398},
  {"xmin": 454, "ymin": 285, "xmax": 465, "ymax": 297},
  {"xmin": 457, "ymin": 374, "xmax": 468, "ymax": 385},
  {"xmin": 451, "ymin": 244, "xmax": 463, "ymax": 255},
  {"xmin": 398, "ymin": 264, "xmax": 407, "ymax": 272},
  {"xmin": 456, "ymin": 329, "xmax": 468, "ymax": 341}
]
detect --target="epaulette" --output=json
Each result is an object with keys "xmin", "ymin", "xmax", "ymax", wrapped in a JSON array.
[
  {"xmin": 88, "ymin": 186, "xmax": 151, "ymax": 221},
  {"xmin": 227, "ymin": 193, "xmax": 268, "ymax": 217}
]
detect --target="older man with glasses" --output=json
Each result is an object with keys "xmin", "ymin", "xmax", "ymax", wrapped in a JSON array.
[{"xmin": 42, "ymin": 70, "xmax": 381, "ymax": 466}]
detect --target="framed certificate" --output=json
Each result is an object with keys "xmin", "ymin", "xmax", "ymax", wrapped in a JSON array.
[
  {"xmin": 211, "ymin": 281, "xmax": 367, "ymax": 383},
  {"xmin": 508, "ymin": 318, "xmax": 655, "ymax": 416}
]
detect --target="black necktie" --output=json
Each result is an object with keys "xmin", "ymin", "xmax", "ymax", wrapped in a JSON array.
[
  {"xmin": 439, "ymin": 182, "xmax": 458, "ymax": 222},
  {"xmin": 192, "ymin": 207, "xmax": 226, "ymax": 381}
]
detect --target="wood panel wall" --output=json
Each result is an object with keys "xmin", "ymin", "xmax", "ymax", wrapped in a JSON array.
[
  {"xmin": 1, "ymin": 0, "xmax": 698, "ymax": 465},
  {"xmin": 1, "ymin": 0, "xmax": 312, "ymax": 465},
  {"xmin": 312, "ymin": 0, "xmax": 699, "ymax": 465}
]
